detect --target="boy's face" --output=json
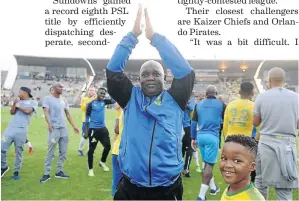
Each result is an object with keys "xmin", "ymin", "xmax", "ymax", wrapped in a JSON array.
[{"xmin": 220, "ymin": 142, "xmax": 255, "ymax": 185}]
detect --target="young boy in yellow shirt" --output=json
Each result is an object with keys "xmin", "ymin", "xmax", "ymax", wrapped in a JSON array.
[{"xmin": 220, "ymin": 135, "xmax": 265, "ymax": 201}]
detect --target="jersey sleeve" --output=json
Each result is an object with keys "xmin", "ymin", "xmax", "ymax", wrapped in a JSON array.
[
  {"xmin": 64, "ymin": 98, "xmax": 69, "ymax": 111},
  {"xmin": 42, "ymin": 96, "xmax": 50, "ymax": 108},
  {"xmin": 32, "ymin": 100, "xmax": 38, "ymax": 113}
]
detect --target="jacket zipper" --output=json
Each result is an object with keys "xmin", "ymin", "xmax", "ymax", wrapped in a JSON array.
[
  {"xmin": 122, "ymin": 109, "xmax": 128, "ymax": 157},
  {"xmin": 176, "ymin": 135, "xmax": 179, "ymax": 161},
  {"xmin": 148, "ymin": 120, "xmax": 156, "ymax": 186},
  {"xmin": 145, "ymin": 98, "xmax": 156, "ymax": 187}
]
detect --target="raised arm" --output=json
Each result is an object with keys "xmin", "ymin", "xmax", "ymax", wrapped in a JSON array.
[
  {"xmin": 106, "ymin": 6, "xmax": 142, "ymax": 109},
  {"xmin": 16, "ymin": 105, "xmax": 34, "ymax": 115},
  {"xmin": 144, "ymin": 9, "xmax": 195, "ymax": 110},
  {"xmin": 10, "ymin": 97, "xmax": 20, "ymax": 115},
  {"xmin": 10, "ymin": 104, "xmax": 17, "ymax": 115},
  {"xmin": 104, "ymin": 98, "xmax": 116, "ymax": 105}
]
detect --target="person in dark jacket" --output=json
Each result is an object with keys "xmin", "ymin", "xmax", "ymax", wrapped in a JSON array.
[{"xmin": 106, "ymin": 6, "xmax": 195, "ymax": 200}]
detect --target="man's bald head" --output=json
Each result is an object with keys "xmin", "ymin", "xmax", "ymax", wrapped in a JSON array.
[
  {"xmin": 268, "ymin": 67, "xmax": 285, "ymax": 82},
  {"xmin": 268, "ymin": 67, "xmax": 285, "ymax": 88},
  {"xmin": 52, "ymin": 82, "xmax": 63, "ymax": 88},
  {"xmin": 140, "ymin": 60, "xmax": 165, "ymax": 97},
  {"xmin": 140, "ymin": 60, "xmax": 164, "ymax": 75},
  {"xmin": 206, "ymin": 85, "xmax": 217, "ymax": 97},
  {"xmin": 52, "ymin": 82, "xmax": 64, "ymax": 95}
]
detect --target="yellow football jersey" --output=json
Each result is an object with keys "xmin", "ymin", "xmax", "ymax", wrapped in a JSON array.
[
  {"xmin": 112, "ymin": 109, "xmax": 124, "ymax": 155},
  {"xmin": 223, "ymin": 99, "xmax": 255, "ymax": 138},
  {"xmin": 221, "ymin": 183, "xmax": 265, "ymax": 201}
]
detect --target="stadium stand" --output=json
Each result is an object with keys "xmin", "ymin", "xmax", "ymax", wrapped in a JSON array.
[
  {"xmin": 10, "ymin": 56, "xmax": 95, "ymax": 106},
  {"xmin": 257, "ymin": 60, "xmax": 298, "ymax": 93},
  {"xmin": 1, "ymin": 70, "xmax": 11, "ymax": 106},
  {"xmin": 1, "ymin": 70, "xmax": 8, "ymax": 89},
  {"xmin": 4, "ymin": 57, "xmax": 297, "ymax": 107}
]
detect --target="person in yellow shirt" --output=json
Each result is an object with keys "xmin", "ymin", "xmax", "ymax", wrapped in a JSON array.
[
  {"xmin": 223, "ymin": 82, "xmax": 255, "ymax": 139},
  {"xmin": 111, "ymin": 102, "xmax": 124, "ymax": 196},
  {"xmin": 220, "ymin": 135, "xmax": 265, "ymax": 201},
  {"xmin": 78, "ymin": 87, "xmax": 96, "ymax": 156}
]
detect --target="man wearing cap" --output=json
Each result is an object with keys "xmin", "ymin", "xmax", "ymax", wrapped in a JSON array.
[
  {"xmin": 39, "ymin": 83, "xmax": 79, "ymax": 183},
  {"xmin": 1, "ymin": 87, "xmax": 38, "ymax": 180}
]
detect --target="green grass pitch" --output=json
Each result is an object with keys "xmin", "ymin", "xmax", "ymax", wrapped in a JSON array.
[{"xmin": 1, "ymin": 107, "xmax": 298, "ymax": 200}]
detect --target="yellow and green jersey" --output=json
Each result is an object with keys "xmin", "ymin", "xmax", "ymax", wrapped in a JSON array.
[
  {"xmin": 112, "ymin": 109, "xmax": 124, "ymax": 155},
  {"xmin": 80, "ymin": 96, "xmax": 96, "ymax": 122},
  {"xmin": 221, "ymin": 183, "xmax": 265, "ymax": 201},
  {"xmin": 223, "ymin": 99, "xmax": 255, "ymax": 138}
]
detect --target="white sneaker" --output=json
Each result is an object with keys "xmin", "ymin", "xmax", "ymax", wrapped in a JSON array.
[
  {"xmin": 99, "ymin": 161, "xmax": 109, "ymax": 172},
  {"xmin": 196, "ymin": 166, "xmax": 202, "ymax": 172},
  {"xmin": 88, "ymin": 169, "xmax": 94, "ymax": 176}
]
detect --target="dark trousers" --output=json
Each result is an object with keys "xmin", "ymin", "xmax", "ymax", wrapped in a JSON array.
[
  {"xmin": 87, "ymin": 127, "xmax": 111, "ymax": 169},
  {"xmin": 182, "ymin": 126, "xmax": 193, "ymax": 171},
  {"xmin": 251, "ymin": 141, "xmax": 258, "ymax": 183},
  {"xmin": 219, "ymin": 123, "xmax": 223, "ymax": 148},
  {"xmin": 114, "ymin": 176, "xmax": 183, "ymax": 200}
]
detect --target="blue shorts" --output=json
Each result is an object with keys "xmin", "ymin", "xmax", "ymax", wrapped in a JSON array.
[
  {"xmin": 112, "ymin": 154, "xmax": 123, "ymax": 196},
  {"xmin": 197, "ymin": 134, "xmax": 219, "ymax": 164}
]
